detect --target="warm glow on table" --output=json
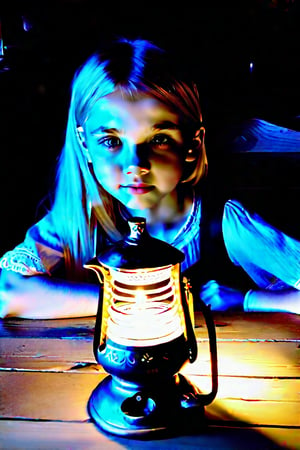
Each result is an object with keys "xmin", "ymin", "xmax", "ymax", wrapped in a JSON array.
[{"xmin": 0, "ymin": 311, "xmax": 299, "ymax": 449}]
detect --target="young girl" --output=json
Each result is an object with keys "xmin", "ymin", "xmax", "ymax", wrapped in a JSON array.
[{"xmin": 0, "ymin": 38, "xmax": 299, "ymax": 318}]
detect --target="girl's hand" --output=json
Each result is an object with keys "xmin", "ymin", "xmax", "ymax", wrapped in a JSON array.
[{"xmin": 200, "ymin": 280, "xmax": 245, "ymax": 311}]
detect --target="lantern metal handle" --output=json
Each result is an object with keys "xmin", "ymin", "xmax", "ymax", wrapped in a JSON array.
[
  {"xmin": 181, "ymin": 280, "xmax": 218, "ymax": 407},
  {"xmin": 196, "ymin": 298, "xmax": 218, "ymax": 406}
]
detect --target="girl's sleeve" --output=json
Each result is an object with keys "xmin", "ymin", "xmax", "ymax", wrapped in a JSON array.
[
  {"xmin": 222, "ymin": 199, "xmax": 300, "ymax": 291},
  {"xmin": 0, "ymin": 212, "xmax": 64, "ymax": 276}
]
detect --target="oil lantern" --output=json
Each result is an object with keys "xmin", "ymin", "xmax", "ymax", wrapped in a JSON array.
[{"xmin": 85, "ymin": 217, "xmax": 218, "ymax": 437}]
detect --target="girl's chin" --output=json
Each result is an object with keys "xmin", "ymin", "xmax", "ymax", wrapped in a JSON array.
[
  {"xmin": 116, "ymin": 190, "xmax": 161, "ymax": 213},
  {"xmin": 125, "ymin": 198, "xmax": 156, "ymax": 213},
  {"xmin": 126, "ymin": 201, "xmax": 150, "ymax": 212}
]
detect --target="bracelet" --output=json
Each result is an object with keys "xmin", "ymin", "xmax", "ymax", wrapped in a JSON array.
[{"xmin": 243, "ymin": 289, "xmax": 253, "ymax": 312}]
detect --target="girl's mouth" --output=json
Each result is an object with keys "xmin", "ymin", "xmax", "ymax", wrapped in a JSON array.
[{"xmin": 121, "ymin": 184, "xmax": 155, "ymax": 195}]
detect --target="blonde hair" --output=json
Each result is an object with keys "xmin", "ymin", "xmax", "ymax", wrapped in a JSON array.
[{"xmin": 51, "ymin": 38, "xmax": 207, "ymax": 279}]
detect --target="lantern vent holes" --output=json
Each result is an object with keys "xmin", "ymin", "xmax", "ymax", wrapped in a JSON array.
[{"xmin": 121, "ymin": 392, "xmax": 156, "ymax": 418}]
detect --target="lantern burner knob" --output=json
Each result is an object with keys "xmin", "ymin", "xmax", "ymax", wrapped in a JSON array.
[{"xmin": 126, "ymin": 217, "xmax": 147, "ymax": 244}]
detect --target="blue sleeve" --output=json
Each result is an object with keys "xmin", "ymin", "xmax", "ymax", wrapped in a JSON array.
[
  {"xmin": 222, "ymin": 199, "xmax": 300, "ymax": 290},
  {"xmin": 0, "ymin": 212, "xmax": 64, "ymax": 276}
]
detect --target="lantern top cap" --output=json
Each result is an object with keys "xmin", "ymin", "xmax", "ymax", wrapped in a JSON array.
[{"xmin": 97, "ymin": 217, "xmax": 185, "ymax": 269}]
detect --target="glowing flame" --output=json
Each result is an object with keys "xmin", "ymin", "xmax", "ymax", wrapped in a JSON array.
[{"xmin": 135, "ymin": 288, "xmax": 147, "ymax": 311}]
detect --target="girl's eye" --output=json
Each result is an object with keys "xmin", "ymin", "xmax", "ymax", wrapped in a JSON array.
[
  {"xmin": 98, "ymin": 136, "xmax": 122, "ymax": 150},
  {"xmin": 151, "ymin": 134, "xmax": 173, "ymax": 148}
]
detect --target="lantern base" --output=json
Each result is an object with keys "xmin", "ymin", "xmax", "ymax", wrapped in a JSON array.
[{"xmin": 88, "ymin": 373, "xmax": 205, "ymax": 438}]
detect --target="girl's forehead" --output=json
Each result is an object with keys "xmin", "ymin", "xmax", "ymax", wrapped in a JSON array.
[{"xmin": 85, "ymin": 91, "xmax": 181, "ymax": 129}]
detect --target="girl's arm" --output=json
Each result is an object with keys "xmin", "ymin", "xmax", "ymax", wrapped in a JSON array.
[
  {"xmin": 0, "ymin": 269, "xmax": 99, "ymax": 319},
  {"xmin": 243, "ymin": 288, "xmax": 300, "ymax": 314},
  {"xmin": 200, "ymin": 280, "xmax": 300, "ymax": 314}
]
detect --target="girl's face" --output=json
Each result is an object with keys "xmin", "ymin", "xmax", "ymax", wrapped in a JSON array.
[{"xmin": 84, "ymin": 91, "xmax": 190, "ymax": 214}]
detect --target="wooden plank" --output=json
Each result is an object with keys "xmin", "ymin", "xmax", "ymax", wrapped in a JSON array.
[
  {"xmin": 195, "ymin": 312, "xmax": 300, "ymax": 341},
  {"xmin": 0, "ymin": 372, "xmax": 299, "ymax": 427},
  {"xmin": 186, "ymin": 341, "xmax": 300, "ymax": 377},
  {"xmin": 1, "ymin": 338, "xmax": 299, "ymax": 378},
  {"xmin": 0, "ymin": 337, "xmax": 95, "ymax": 371},
  {"xmin": 0, "ymin": 420, "xmax": 124, "ymax": 450},
  {"xmin": 185, "ymin": 375, "xmax": 300, "ymax": 403},
  {"xmin": 0, "ymin": 371, "xmax": 101, "ymax": 421},
  {"xmin": 207, "ymin": 399, "xmax": 300, "ymax": 428},
  {"xmin": 0, "ymin": 420, "xmax": 299, "ymax": 450},
  {"xmin": 1, "ymin": 312, "xmax": 299, "ymax": 341},
  {"xmin": 0, "ymin": 317, "xmax": 95, "ymax": 339}
]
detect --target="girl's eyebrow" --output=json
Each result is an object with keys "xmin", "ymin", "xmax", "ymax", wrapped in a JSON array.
[
  {"xmin": 91, "ymin": 121, "xmax": 180, "ymax": 135},
  {"xmin": 91, "ymin": 126, "xmax": 119, "ymax": 135},
  {"xmin": 152, "ymin": 121, "xmax": 180, "ymax": 130}
]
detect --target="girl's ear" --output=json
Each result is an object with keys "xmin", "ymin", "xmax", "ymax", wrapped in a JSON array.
[
  {"xmin": 77, "ymin": 126, "xmax": 88, "ymax": 149},
  {"xmin": 77, "ymin": 126, "xmax": 92, "ymax": 163},
  {"xmin": 185, "ymin": 127, "xmax": 205, "ymax": 162}
]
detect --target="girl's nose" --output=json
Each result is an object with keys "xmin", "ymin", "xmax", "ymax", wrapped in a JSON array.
[
  {"xmin": 126, "ymin": 166, "xmax": 149, "ymax": 176},
  {"xmin": 124, "ymin": 143, "xmax": 150, "ymax": 175}
]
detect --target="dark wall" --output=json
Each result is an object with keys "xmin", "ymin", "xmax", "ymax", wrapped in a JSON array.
[{"xmin": 1, "ymin": 1, "xmax": 299, "ymax": 254}]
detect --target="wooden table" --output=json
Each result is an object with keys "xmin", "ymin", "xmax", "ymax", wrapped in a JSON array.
[{"xmin": 1, "ymin": 312, "xmax": 299, "ymax": 449}]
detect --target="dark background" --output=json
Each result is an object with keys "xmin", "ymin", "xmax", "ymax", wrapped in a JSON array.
[{"xmin": 1, "ymin": 1, "xmax": 300, "ymax": 255}]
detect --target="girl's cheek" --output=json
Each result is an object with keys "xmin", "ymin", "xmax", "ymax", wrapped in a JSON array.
[{"xmin": 94, "ymin": 164, "xmax": 123, "ymax": 182}]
